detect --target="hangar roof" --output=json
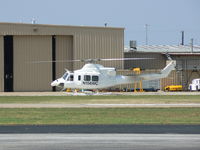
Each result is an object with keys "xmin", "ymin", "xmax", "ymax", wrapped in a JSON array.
[
  {"xmin": 0, "ymin": 22, "xmax": 124, "ymax": 38},
  {"xmin": 0, "ymin": 22, "xmax": 124, "ymax": 30},
  {"xmin": 125, "ymin": 45, "xmax": 200, "ymax": 53}
]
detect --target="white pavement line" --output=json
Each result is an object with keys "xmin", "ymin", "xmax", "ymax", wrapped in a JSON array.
[{"xmin": 1, "ymin": 103, "xmax": 200, "ymax": 108}]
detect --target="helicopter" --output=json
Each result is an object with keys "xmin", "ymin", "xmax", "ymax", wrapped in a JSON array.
[{"xmin": 50, "ymin": 57, "xmax": 176, "ymax": 90}]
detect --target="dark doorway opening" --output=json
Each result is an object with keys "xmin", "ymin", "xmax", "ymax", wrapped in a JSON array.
[
  {"xmin": 52, "ymin": 35, "xmax": 56, "ymax": 91},
  {"xmin": 4, "ymin": 35, "xmax": 13, "ymax": 92}
]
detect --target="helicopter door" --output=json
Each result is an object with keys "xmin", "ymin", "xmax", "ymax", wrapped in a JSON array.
[
  {"xmin": 83, "ymin": 75, "xmax": 99, "ymax": 85},
  {"xmin": 92, "ymin": 75, "xmax": 99, "ymax": 82},
  {"xmin": 67, "ymin": 74, "xmax": 74, "ymax": 82}
]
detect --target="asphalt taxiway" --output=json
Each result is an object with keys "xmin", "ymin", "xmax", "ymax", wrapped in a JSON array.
[
  {"xmin": 1, "ymin": 125, "xmax": 200, "ymax": 150},
  {"xmin": 1, "ymin": 134, "xmax": 200, "ymax": 150},
  {"xmin": 1, "ymin": 125, "xmax": 200, "ymax": 134}
]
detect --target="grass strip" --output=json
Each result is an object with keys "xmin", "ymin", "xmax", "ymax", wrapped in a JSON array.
[
  {"xmin": 0, "ymin": 108, "xmax": 200, "ymax": 125},
  {"xmin": 0, "ymin": 95, "xmax": 200, "ymax": 104}
]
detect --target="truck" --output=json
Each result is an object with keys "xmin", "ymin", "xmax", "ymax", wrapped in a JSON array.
[
  {"xmin": 164, "ymin": 85, "xmax": 183, "ymax": 92},
  {"xmin": 189, "ymin": 78, "xmax": 200, "ymax": 91}
]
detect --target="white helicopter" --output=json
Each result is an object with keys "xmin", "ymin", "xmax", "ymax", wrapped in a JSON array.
[{"xmin": 50, "ymin": 56, "xmax": 176, "ymax": 90}]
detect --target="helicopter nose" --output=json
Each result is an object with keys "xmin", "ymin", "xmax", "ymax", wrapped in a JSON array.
[{"xmin": 51, "ymin": 80, "xmax": 58, "ymax": 86}]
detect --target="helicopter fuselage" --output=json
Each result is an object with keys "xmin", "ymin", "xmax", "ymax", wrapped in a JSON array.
[
  {"xmin": 51, "ymin": 63, "xmax": 128, "ymax": 89},
  {"xmin": 51, "ymin": 60, "xmax": 176, "ymax": 90}
]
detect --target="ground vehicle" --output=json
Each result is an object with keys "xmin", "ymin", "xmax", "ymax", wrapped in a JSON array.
[
  {"xmin": 189, "ymin": 78, "xmax": 200, "ymax": 91},
  {"xmin": 164, "ymin": 85, "xmax": 183, "ymax": 91}
]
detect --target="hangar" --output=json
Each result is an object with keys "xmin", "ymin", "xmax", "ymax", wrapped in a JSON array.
[
  {"xmin": 1, "ymin": 22, "xmax": 199, "ymax": 92},
  {"xmin": 124, "ymin": 45, "xmax": 200, "ymax": 90},
  {"xmin": 0, "ymin": 22, "xmax": 124, "ymax": 92}
]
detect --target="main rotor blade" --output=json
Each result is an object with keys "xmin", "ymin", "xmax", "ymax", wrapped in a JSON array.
[
  {"xmin": 100, "ymin": 58, "xmax": 154, "ymax": 61},
  {"xmin": 29, "ymin": 59, "xmax": 80, "ymax": 64},
  {"xmin": 29, "ymin": 58, "xmax": 154, "ymax": 64}
]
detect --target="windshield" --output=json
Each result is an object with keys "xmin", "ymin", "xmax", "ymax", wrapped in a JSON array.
[{"xmin": 62, "ymin": 72, "xmax": 68, "ymax": 80}]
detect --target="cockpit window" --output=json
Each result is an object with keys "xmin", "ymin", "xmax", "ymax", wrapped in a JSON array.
[{"xmin": 62, "ymin": 73, "xmax": 68, "ymax": 80}]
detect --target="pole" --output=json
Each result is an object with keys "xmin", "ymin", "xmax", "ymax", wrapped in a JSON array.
[
  {"xmin": 191, "ymin": 38, "xmax": 194, "ymax": 53},
  {"xmin": 145, "ymin": 24, "xmax": 148, "ymax": 45},
  {"xmin": 181, "ymin": 31, "xmax": 184, "ymax": 45}
]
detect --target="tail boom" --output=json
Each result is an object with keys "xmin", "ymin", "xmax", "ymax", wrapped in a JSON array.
[{"xmin": 139, "ymin": 60, "xmax": 176, "ymax": 81}]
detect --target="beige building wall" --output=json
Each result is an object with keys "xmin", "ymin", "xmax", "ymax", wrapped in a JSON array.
[
  {"xmin": 56, "ymin": 35, "xmax": 73, "ymax": 77},
  {"xmin": 73, "ymin": 29, "xmax": 124, "ymax": 70},
  {"xmin": 160, "ymin": 71, "xmax": 180, "ymax": 90},
  {"xmin": 0, "ymin": 23, "xmax": 124, "ymax": 70},
  {"xmin": 13, "ymin": 35, "xmax": 52, "ymax": 91},
  {"xmin": 0, "ymin": 36, "xmax": 3, "ymax": 91}
]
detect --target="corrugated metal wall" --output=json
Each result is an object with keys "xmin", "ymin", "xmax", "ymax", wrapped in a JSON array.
[
  {"xmin": 124, "ymin": 52, "xmax": 166, "ymax": 70},
  {"xmin": 56, "ymin": 35, "xmax": 73, "ymax": 77},
  {"xmin": 71, "ymin": 29, "xmax": 123, "ymax": 70},
  {"xmin": 176, "ymin": 59, "xmax": 200, "ymax": 70},
  {"xmin": 0, "ymin": 36, "xmax": 3, "ymax": 91},
  {"xmin": 160, "ymin": 71, "xmax": 180, "ymax": 90},
  {"xmin": 13, "ymin": 36, "xmax": 52, "ymax": 91}
]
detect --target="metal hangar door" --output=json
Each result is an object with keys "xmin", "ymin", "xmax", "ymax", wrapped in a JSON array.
[{"xmin": 13, "ymin": 35, "xmax": 52, "ymax": 91}]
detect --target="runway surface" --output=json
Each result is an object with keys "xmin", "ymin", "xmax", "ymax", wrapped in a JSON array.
[{"xmin": 1, "ymin": 134, "xmax": 200, "ymax": 150}]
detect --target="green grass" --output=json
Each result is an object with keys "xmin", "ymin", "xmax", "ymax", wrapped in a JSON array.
[
  {"xmin": 0, "ymin": 95, "xmax": 200, "ymax": 104},
  {"xmin": 1, "ymin": 95, "xmax": 200, "ymax": 125},
  {"xmin": 0, "ymin": 108, "xmax": 200, "ymax": 125}
]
